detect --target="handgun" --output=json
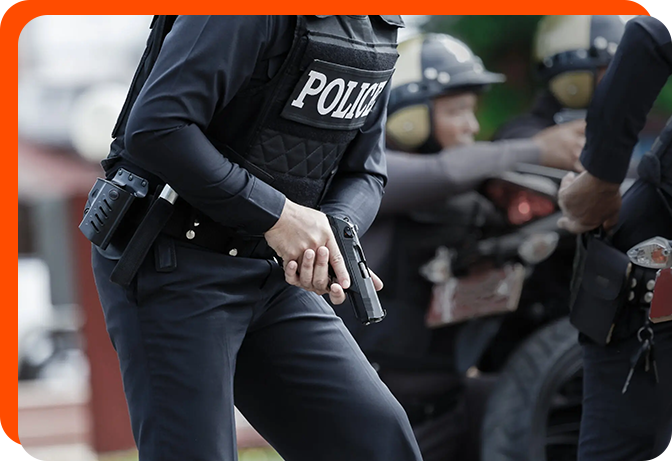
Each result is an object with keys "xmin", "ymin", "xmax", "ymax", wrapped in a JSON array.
[{"xmin": 328, "ymin": 215, "xmax": 386, "ymax": 325}]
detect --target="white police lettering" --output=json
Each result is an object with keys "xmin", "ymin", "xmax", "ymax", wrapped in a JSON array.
[
  {"xmin": 292, "ymin": 72, "xmax": 379, "ymax": 120},
  {"xmin": 291, "ymin": 71, "xmax": 327, "ymax": 109},
  {"xmin": 282, "ymin": 60, "xmax": 395, "ymax": 130},
  {"xmin": 363, "ymin": 81, "xmax": 388, "ymax": 117},
  {"xmin": 331, "ymin": 81, "xmax": 359, "ymax": 119},
  {"xmin": 317, "ymin": 78, "xmax": 346, "ymax": 115},
  {"xmin": 355, "ymin": 83, "xmax": 379, "ymax": 118},
  {"xmin": 344, "ymin": 83, "xmax": 371, "ymax": 119}
]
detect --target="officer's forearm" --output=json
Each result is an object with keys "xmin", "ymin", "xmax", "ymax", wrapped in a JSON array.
[
  {"xmin": 319, "ymin": 173, "xmax": 384, "ymax": 236},
  {"xmin": 580, "ymin": 17, "xmax": 672, "ymax": 184},
  {"xmin": 125, "ymin": 123, "xmax": 286, "ymax": 235}
]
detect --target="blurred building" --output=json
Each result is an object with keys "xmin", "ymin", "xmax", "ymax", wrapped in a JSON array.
[
  {"xmin": 17, "ymin": 16, "xmax": 275, "ymax": 461},
  {"xmin": 18, "ymin": 15, "xmax": 152, "ymax": 460},
  {"xmin": 19, "ymin": 16, "xmax": 150, "ymax": 152}
]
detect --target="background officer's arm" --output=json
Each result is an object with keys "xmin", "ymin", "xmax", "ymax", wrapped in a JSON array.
[
  {"xmin": 580, "ymin": 16, "xmax": 672, "ymax": 183},
  {"xmin": 377, "ymin": 140, "xmax": 540, "ymax": 216},
  {"xmin": 124, "ymin": 15, "xmax": 287, "ymax": 235},
  {"xmin": 318, "ymin": 83, "xmax": 392, "ymax": 236}
]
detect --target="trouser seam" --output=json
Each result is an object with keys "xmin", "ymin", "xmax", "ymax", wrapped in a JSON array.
[{"xmin": 134, "ymin": 271, "xmax": 168, "ymax": 460}]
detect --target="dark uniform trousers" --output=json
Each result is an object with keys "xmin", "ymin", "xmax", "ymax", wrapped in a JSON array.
[
  {"xmin": 92, "ymin": 240, "xmax": 422, "ymax": 461},
  {"xmin": 578, "ymin": 180, "xmax": 672, "ymax": 460}
]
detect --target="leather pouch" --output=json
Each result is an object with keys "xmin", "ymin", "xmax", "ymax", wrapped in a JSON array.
[{"xmin": 569, "ymin": 233, "xmax": 632, "ymax": 345}]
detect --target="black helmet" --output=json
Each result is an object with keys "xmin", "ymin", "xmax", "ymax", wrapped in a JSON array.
[
  {"xmin": 534, "ymin": 15, "xmax": 626, "ymax": 108},
  {"xmin": 387, "ymin": 33, "xmax": 505, "ymax": 153}
]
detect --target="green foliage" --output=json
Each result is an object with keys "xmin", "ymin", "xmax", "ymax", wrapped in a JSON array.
[
  {"xmin": 239, "ymin": 448, "xmax": 284, "ymax": 461},
  {"xmin": 423, "ymin": 15, "xmax": 542, "ymax": 66},
  {"xmin": 97, "ymin": 450, "xmax": 139, "ymax": 461},
  {"xmin": 655, "ymin": 82, "xmax": 672, "ymax": 112}
]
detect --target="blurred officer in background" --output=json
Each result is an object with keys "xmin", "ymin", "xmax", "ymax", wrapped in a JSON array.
[
  {"xmin": 559, "ymin": 16, "xmax": 672, "ymax": 460},
  {"xmin": 337, "ymin": 33, "xmax": 585, "ymax": 461},
  {"xmin": 496, "ymin": 15, "xmax": 626, "ymax": 140},
  {"xmin": 491, "ymin": 18, "xmax": 628, "ymax": 417},
  {"xmin": 87, "ymin": 15, "xmax": 424, "ymax": 461}
]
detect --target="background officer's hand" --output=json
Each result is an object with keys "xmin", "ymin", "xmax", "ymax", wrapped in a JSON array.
[
  {"xmin": 264, "ymin": 200, "xmax": 350, "ymax": 294},
  {"xmin": 533, "ymin": 120, "xmax": 586, "ymax": 172},
  {"xmin": 283, "ymin": 247, "xmax": 384, "ymax": 305},
  {"xmin": 557, "ymin": 171, "xmax": 622, "ymax": 234}
]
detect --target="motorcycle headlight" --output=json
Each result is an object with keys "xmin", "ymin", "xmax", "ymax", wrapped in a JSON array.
[{"xmin": 627, "ymin": 237, "xmax": 672, "ymax": 269}]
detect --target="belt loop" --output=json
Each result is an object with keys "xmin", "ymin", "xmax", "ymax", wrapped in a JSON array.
[
  {"xmin": 154, "ymin": 235, "xmax": 177, "ymax": 273},
  {"xmin": 184, "ymin": 207, "xmax": 201, "ymax": 241}
]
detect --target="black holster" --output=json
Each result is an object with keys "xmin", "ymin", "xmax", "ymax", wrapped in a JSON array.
[{"xmin": 569, "ymin": 232, "xmax": 632, "ymax": 345}]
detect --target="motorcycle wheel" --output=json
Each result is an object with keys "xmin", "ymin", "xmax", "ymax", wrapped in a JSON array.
[{"xmin": 481, "ymin": 317, "xmax": 583, "ymax": 461}]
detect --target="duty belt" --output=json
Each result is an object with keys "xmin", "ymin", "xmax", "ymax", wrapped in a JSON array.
[
  {"xmin": 100, "ymin": 163, "xmax": 278, "ymax": 287},
  {"xmin": 160, "ymin": 200, "xmax": 278, "ymax": 260}
]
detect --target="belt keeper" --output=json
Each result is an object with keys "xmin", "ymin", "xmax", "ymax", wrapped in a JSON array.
[{"xmin": 154, "ymin": 235, "xmax": 177, "ymax": 273}]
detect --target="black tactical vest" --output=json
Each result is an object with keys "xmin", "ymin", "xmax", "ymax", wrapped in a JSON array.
[
  {"xmin": 106, "ymin": 16, "xmax": 402, "ymax": 209},
  {"xmin": 208, "ymin": 15, "xmax": 402, "ymax": 207}
]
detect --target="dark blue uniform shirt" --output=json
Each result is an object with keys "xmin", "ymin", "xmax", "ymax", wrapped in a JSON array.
[
  {"xmin": 581, "ymin": 16, "xmax": 672, "ymax": 184},
  {"xmin": 123, "ymin": 15, "xmax": 389, "ymax": 235}
]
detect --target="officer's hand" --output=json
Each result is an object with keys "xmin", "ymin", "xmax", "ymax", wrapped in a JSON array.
[
  {"xmin": 558, "ymin": 171, "xmax": 622, "ymax": 234},
  {"xmin": 533, "ymin": 120, "xmax": 586, "ymax": 172},
  {"xmin": 284, "ymin": 247, "xmax": 345, "ymax": 303},
  {"xmin": 265, "ymin": 200, "xmax": 350, "ymax": 291},
  {"xmin": 284, "ymin": 247, "xmax": 384, "ymax": 304}
]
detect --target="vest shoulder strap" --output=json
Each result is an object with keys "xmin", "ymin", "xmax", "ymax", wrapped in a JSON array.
[{"xmin": 111, "ymin": 15, "xmax": 178, "ymax": 138}]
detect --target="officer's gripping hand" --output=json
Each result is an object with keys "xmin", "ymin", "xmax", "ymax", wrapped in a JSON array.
[
  {"xmin": 533, "ymin": 120, "xmax": 586, "ymax": 172},
  {"xmin": 264, "ymin": 200, "xmax": 352, "ymax": 303},
  {"xmin": 282, "ymin": 247, "xmax": 384, "ymax": 305},
  {"xmin": 557, "ymin": 171, "xmax": 622, "ymax": 234}
]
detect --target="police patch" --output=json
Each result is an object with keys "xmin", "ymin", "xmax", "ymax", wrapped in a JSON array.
[{"xmin": 281, "ymin": 60, "xmax": 395, "ymax": 130}]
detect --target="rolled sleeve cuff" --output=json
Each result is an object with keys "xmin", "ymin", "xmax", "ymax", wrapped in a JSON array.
[
  {"xmin": 580, "ymin": 149, "xmax": 627, "ymax": 184},
  {"xmin": 235, "ymin": 177, "xmax": 286, "ymax": 235}
]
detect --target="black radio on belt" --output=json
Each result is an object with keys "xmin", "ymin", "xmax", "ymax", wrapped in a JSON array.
[{"xmin": 79, "ymin": 169, "xmax": 149, "ymax": 250}]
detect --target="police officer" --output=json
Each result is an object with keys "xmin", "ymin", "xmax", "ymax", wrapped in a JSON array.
[
  {"xmin": 495, "ymin": 15, "xmax": 626, "ymax": 140},
  {"xmin": 336, "ymin": 33, "xmax": 586, "ymax": 461},
  {"xmin": 558, "ymin": 16, "xmax": 672, "ymax": 460},
  {"xmin": 492, "ymin": 19, "xmax": 628, "ymax": 431},
  {"xmin": 89, "ymin": 15, "xmax": 423, "ymax": 461}
]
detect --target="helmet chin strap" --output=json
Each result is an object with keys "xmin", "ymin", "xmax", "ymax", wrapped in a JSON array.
[
  {"xmin": 418, "ymin": 135, "xmax": 443, "ymax": 154},
  {"xmin": 417, "ymin": 100, "xmax": 443, "ymax": 154},
  {"xmin": 590, "ymin": 66, "xmax": 599, "ymax": 107}
]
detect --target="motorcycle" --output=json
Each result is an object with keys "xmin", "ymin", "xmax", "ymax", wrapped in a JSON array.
[{"xmin": 419, "ymin": 165, "xmax": 635, "ymax": 461}]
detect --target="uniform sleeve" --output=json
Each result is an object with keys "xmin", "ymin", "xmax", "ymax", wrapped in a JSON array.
[
  {"xmin": 319, "ymin": 83, "xmax": 391, "ymax": 235},
  {"xmin": 580, "ymin": 16, "xmax": 672, "ymax": 184},
  {"xmin": 124, "ymin": 15, "xmax": 286, "ymax": 235},
  {"xmin": 378, "ymin": 140, "xmax": 541, "ymax": 216}
]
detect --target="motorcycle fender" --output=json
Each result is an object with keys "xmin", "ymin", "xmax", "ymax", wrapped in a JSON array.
[{"xmin": 650, "ymin": 268, "xmax": 672, "ymax": 323}]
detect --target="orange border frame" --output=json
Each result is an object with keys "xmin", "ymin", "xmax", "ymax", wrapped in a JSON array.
[{"xmin": 3, "ymin": 0, "xmax": 650, "ymax": 447}]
